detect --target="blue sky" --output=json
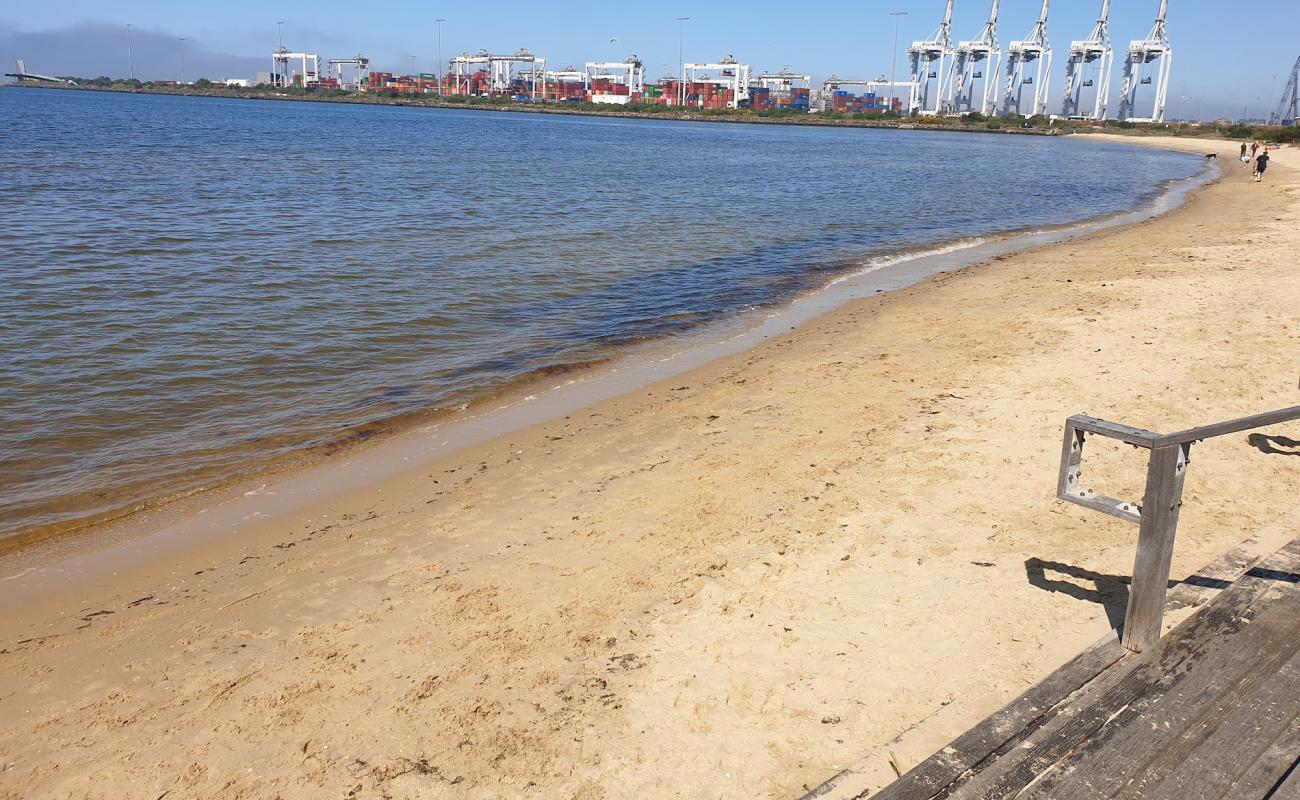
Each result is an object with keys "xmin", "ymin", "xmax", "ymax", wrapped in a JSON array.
[{"xmin": 2, "ymin": 1, "xmax": 1294, "ymax": 120}]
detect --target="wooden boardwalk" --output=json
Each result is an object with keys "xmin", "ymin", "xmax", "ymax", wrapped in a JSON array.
[{"xmin": 807, "ymin": 536, "xmax": 1300, "ymax": 800}]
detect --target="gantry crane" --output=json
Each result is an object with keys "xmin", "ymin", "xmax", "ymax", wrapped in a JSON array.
[
  {"xmin": 681, "ymin": 55, "xmax": 751, "ymax": 108},
  {"xmin": 1117, "ymin": 0, "xmax": 1172, "ymax": 122},
  {"xmin": 327, "ymin": 55, "xmax": 370, "ymax": 90},
  {"xmin": 1061, "ymin": 0, "xmax": 1113, "ymax": 119},
  {"xmin": 1269, "ymin": 56, "xmax": 1300, "ymax": 126},
  {"xmin": 585, "ymin": 55, "xmax": 646, "ymax": 94},
  {"xmin": 752, "ymin": 68, "xmax": 812, "ymax": 93},
  {"xmin": 271, "ymin": 47, "xmax": 320, "ymax": 88},
  {"xmin": 450, "ymin": 51, "xmax": 490, "ymax": 95},
  {"xmin": 449, "ymin": 49, "xmax": 546, "ymax": 99},
  {"xmin": 907, "ymin": 0, "xmax": 954, "ymax": 116},
  {"xmin": 821, "ymin": 76, "xmax": 910, "ymax": 113},
  {"xmin": 944, "ymin": 0, "xmax": 1001, "ymax": 116},
  {"xmin": 1001, "ymin": 0, "xmax": 1052, "ymax": 117}
]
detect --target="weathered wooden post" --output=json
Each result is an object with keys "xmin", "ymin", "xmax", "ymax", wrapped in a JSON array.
[
  {"xmin": 1121, "ymin": 442, "xmax": 1190, "ymax": 653},
  {"xmin": 1055, "ymin": 405, "xmax": 1300, "ymax": 654}
]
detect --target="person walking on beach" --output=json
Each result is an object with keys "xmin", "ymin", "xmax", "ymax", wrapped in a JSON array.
[
  {"xmin": 1253, "ymin": 149, "xmax": 1270, "ymax": 182},
  {"xmin": 1241, "ymin": 142, "xmax": 1249, "ymax": 159},
  {"xmin": 1251, "ymin": 141, "xmax": 1260, "ymax": 160}
]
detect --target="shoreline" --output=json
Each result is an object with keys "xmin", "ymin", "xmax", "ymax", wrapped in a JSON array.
[
  {"xmin": 3, "ymin": 134, "xmax": 1297, "ymax": 800},
  {"xmin": 0, "ymin": 81, "xmax": 1166, "ymax": 138},
  {"xmin": 0, "ymin": 145, "xmax": 1213, "ymax": 600}
]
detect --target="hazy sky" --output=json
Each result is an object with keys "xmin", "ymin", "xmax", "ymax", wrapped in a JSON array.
[{"xmin": 2, "ymin": 1, "xmax": 1293, "ymax": 120}]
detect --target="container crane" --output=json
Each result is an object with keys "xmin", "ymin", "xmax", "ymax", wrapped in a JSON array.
[
  {"xmin": 943, "ymin": 0, "xmax": 1001, "ymax": 116},
  {"xmin": 449, "ymin": 49, "xmax": 546, "ymax": 99},
  {"xmin": 907, "ymin": 0, "xmax": 954, "ymax": 116},
  {"xmin": 682, "ymin": 55, "xmax": 751, "ymax": 109},
  {"xmin": 271, "ymin": 47, "xmax": 321, "ymax": 88},
  {"xmin": 450, "ymin": 51, "xmax": 490, "ymax": 95},
  {"xmin": 1269, "ymin": 56, "xmax": 1300, "ymax": 126},
  {"xmin": 489, "ymin": 49, "xmax": 545, "ymax": 98},
  {"xmin": 752, "ymin": 69, "xmax": 812, "ymax": 93},
  {"xmin": 1001, "ymin": 0, "xmax": 1051, "ymax": 117},
  {"xmin": 327, "ymin": 55, "xmax": 370, "ymax": 91},
  {"xmin": 585, "ymin": 55, "xmax": 646, "ymax": 95},
  {"xmin": 821, "ymin": 76, "xmax": 908, "ymax": 113},
  {"xmin": 1117, "ymin": 0, "xmax": 1172, "ymax": 122},
  {"xmin": 1061, "ymin": 0, "xmax": 1113, "ymax": 119}
]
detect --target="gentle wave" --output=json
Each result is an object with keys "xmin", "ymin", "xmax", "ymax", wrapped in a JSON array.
[{"xmin": 0, "ymin": 88, "xmax": 1205, "ymax": 545}]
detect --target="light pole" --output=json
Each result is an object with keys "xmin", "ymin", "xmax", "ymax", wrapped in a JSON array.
[
  {"xmin": 178, "ymin": 38, "xmax": 185, "ymax": 85},
  {"xmin": 436, "ymin": 18, "xmax": 446, "ymax": 95},
  {"xmin": 676, "ymin": 16, "xmax": 689, "ymax": 107},
  {"xmin": 126, "ymin": 24, "xmax": 134, "ymax": 81},
  {"xmin": 889, "ymin": 11, "xmax": 908, "ymax": 115}
]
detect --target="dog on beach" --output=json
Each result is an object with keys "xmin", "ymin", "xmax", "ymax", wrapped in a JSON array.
[{"xmin": 1205, "ymin": 153, "xmax": 1218, "ymax": 160}]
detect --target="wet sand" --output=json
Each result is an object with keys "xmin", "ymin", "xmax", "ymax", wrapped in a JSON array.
[{"xmin": 2, "ymin": 135, "xmax": 1298, "ymax": 799}]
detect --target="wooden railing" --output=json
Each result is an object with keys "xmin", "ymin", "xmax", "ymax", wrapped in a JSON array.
[{"xmin": 1057, "ymin": 404, "xmax": 1300, "ymax": 652}]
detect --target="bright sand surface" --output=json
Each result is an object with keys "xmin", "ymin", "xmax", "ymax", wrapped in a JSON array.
[{"xmin": 2, "ymin": 135, "xmax": 1298, "ymax": 800}]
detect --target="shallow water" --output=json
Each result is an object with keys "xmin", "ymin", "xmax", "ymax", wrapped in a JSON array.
[{"xmin": 0, "ymin": 87, "xmax": 1202, "ymax": 540}]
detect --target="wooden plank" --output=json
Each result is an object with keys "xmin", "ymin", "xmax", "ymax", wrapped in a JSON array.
[
  {"xmin": 1122, "ymin": 443, "xmax": 1190, "ymax": 653},
  {"xmin": 1056, "ymin": 422, "xmax": 1083, "ymax": 499},
  {"xmin": 1143, "ymin": 652, "xmax": 1300, "ymax": 799},
  {"xmin": 1163, "ymin": 531, "xmax": 1271, "ymax": 612},
  {"xmin": 944, "ymin": 537, "xmax": 1300, "ymax": 800},
  {"xmin": 1067, "ymin": 414, "xmax": 1160, "ymax": 448},
  {"xmin": 1266, "ymin": 761, "xmax": 1300, "ymax": 799},
  {"xmin": 1059, "ymin": 489, "xmax": 1143, "ymax": 525},
  {"xmin": 860, "ymin": 631, "xmax": 1126, "ymax": 800},
  {"xmin": 1018, "ymin": 584, "xmax": 1300, "ymax": 798},
  {"xmin": 1226, "ymin": 716, "xmax": 1300, "ymax": 799},
  {"xmin": 849, "ymin": 537, "xmax": 1300, "ymax": 800},
  {"xmin": 1158, "ymin": 404, "xmax": 1300, "ymax": 447}
]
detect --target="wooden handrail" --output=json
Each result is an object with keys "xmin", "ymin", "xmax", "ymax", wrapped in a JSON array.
[{"xmin": 1056, "ymin": 405, "xmax": 1300, "ymax": 653}]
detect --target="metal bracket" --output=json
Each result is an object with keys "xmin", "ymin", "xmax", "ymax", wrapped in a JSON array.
[{"xmin": 1055, "ymin": 405, "xmax": 1300, "ymax": 653}]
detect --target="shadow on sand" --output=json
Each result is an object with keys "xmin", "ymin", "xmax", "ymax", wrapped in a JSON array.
[{"xmin": 1248, "ymin": 433, "xmax": 1300, "ymax": 457}]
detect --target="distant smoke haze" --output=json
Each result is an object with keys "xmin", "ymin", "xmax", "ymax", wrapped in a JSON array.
[{"xmin": 0, "ymin": 22, "xmax": 266, "ymax": 82}]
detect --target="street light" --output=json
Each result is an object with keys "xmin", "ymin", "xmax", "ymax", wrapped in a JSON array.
[
  {"xmin": 178, "ymin": 38, "xmax": 185, "ymax": 85},
  {"xmin": 676, "ymin": 16, "xmax": 689, "ymax": 107},
  {"xmin": 126, "ymin": 24, "xmax": 134, "ymax": 81},
  {"xmin": 436, "ymin": 18, "xmax": 446, "ymax": 95},
  {"xmin": 889, "ymin": 11, "xmax": 908, "ymax": 116}
]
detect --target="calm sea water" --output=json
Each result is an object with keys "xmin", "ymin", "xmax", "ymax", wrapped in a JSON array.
[{"xmin": 0, "ymin": 87, "xmax": 1202, "ymax": 541}]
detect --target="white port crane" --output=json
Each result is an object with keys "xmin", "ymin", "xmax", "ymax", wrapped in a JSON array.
[
  {"xmin": 327, "ymin": 55, "xmax": 370, "ymax": 90},
  {"xmin": 1269, "ymin": 56, "xmax": 1300, "ymax": 126},
  {"xmin": 752, "ymin": 69, "xmax": 812, "ymax": 93},
  {"xmin": 450, "ymin": 51, "xmax": 489, "ymax": 95},
  {"xmin": 681, "ymin": 55, "xmax": 751, "ymax": 109},
  {"xmin": 1060, "ymin": 0, "xmax": 1113, "ymax": 119},
  {"xmin": 1117, "ymin": 0, "xmax": 1172, "ymax": 122},
  {"xmin": 585, "ymin": 55, "xmax": 646, "ymax": 94},
  {"xmin": 943, "ymin": 0, "xmax": 1000, "ymax": 116},
  {"xmin": 1001, "ymin": 0, "xmax": 1051, "ymax": 117},
  {"xmin": 450, "ymin": 49, "xmax": 546, "ymax": 99},
  {"xmin": 490, "ymin": 49, "xmax": 545, "ymax": 98},
  {"xmin": 907, "ymin": 0, "xmax": 954, "ymax": 116},
  {"xmin": 271, "ymin": 47, "xmax": 320, "ymax": 88}
]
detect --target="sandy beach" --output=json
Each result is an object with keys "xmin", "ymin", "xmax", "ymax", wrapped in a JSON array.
[{"xmin": 2, "ymin": 134, "xmax": 1298, "ymax": 800}]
